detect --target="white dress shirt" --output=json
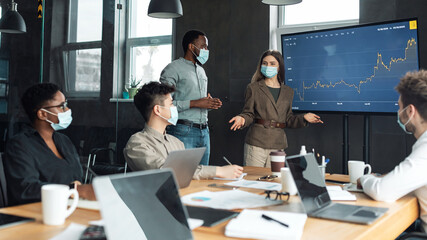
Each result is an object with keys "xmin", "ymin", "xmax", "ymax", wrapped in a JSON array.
[{"xmin": 360, "ymin": 130, "xmax": 427, "ymax": 231}]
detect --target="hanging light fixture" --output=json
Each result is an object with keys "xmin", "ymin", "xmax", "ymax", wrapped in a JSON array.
[
  {"xmin": 148, "ymin": 0, "xmax": 183, "ymax": 19},
  {"xmin": 262, "ymin": 0, "xmax": 302, "ymax": 5},
  {"xmin": 0, "ymin": 0, "xmax": 26, "ymax": 33}
]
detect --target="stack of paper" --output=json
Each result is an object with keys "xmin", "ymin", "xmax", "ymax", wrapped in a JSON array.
[
  {"xmin": 326, "ymin": 186, "xmax": 356, "ymax": 201},
  {"xmin": 181, "ymin": 190, "xmax": 282, "ymax": 210},
  {"xmin": 224, "ymin": 180, "xmax": 282, "ymax": 191},
  {"xmin": 225, "ymin": 209, "xmax": 307, "ymax": 240}
]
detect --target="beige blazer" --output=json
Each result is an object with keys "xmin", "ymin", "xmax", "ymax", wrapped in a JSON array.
[{"xmin": 238, "ymin": 80, "xmax": 307, "ymax": 149}]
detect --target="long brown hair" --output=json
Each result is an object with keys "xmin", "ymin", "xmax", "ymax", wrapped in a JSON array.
[{"xmin": 251, "ymin": 50, "xmax": 285, "ymax": 84}]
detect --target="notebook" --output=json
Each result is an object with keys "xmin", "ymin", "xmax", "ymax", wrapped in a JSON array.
[
  {"xmin": 93, "ymin": 169, "xmax": 193, "ymax": 240},
  {"xmin": 162, "ymin": 147, "xmax": 206, "ymax": 188},
  {"xmin": 286, "ymin": 153, "xmax": 388, "ymax": 225}
]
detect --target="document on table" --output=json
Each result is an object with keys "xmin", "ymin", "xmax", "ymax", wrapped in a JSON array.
[
  {"xmin": 326, "ymin": 186, "xmax": 356, "ymax": 201},
  {"xmin": 224, "ymin": 180, "xmax": 282, "ymax": 191},
  {"xmin": 181, "ymin": 190, "xmax": 282, "ymax": 210},
  {"xmin": 225, "ymin": 209, "xmax": 307, "ymax": 240},
  {"xmin": 214, "ymin": 173, "xmax": 247, "ymax": 181}
]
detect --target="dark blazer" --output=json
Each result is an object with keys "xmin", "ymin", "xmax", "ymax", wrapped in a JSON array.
[{"xmin": 238, "ymin": 80, "xmax": 307, "ymax": 149}]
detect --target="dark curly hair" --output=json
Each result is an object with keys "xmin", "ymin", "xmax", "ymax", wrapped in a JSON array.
[
  {"xmin": 134, "ymin": 82, "xmax": 175, "ymax": 122},
  {"xmin": 21, "ymin": 83, "xmax": 61, "ymax": 123}
]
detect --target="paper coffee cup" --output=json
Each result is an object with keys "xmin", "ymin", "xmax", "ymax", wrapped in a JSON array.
[{"xmin": 270, "ymin": 150, "xmax": 286, "ymax": 176}]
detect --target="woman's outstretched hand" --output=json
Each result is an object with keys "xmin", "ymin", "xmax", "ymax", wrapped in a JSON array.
[
  {"xmin": 229, "ymin": 116, "xmax": 245, "ymax": 131},
  {"xmin": 304, "ymin": 113, "xmax": 324, "ymax": 124}
]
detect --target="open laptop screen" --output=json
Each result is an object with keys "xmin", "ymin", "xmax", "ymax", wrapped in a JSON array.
[
  {"xmin": 93, "ymin": 169, "xmax": 193, "ymax": 240},
  {"xmin": 286, "ymin": 154, "xmax": 331, "ymax": 214}
]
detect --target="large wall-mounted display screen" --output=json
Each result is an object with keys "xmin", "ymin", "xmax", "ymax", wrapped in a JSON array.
[{"xmin": 281, "ymin": 19, "xmax": 419, "ymax": 113}]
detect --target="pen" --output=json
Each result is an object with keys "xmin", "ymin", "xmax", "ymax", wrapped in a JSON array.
[
  {"xmin": 322, "ymin": 156, "xmax": 325, "ymax": 166},
  {"xmin": 223, "ymin": 156, "xmax": 232, "ymax": 166},
  {"xmin": 261, "ymin": 214, "xmax": 289, "ymax": 228}
]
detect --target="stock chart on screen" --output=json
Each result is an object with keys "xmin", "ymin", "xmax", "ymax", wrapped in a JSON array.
[{"xmin": 281, "ymin": 19, "xmax": 419, "ymax": 113}]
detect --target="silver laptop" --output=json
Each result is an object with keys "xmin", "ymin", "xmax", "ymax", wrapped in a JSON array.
[
  {"xmin": 286, "ymin": 153, "xmax": 388, "ymax": 225},
  {"xmin": 93, "ymin": 169, "xmax": 193, "ymax": 240},
  {"xmin": 162, "ymin": 147, "xmax": 205, "ymax": 188}
]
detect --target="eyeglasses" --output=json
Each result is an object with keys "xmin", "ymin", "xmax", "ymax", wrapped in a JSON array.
[
  {"xmin": 264, "ymin": 190, "xmax": 290, "ymax": 201},
  {"xmin": 257, "ymin": 175, "xmax": 278, "ymax": 181},
  {"xmin": 43, "ymin": 101, "xmax": 68, "ymax": 111}
]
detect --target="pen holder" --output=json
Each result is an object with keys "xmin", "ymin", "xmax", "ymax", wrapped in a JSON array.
[{"xmin": 318, "ymin": 165, "xmax": 326, "ymax": 179}]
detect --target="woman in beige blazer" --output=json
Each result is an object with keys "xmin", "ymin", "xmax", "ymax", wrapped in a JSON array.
[{"xmin": 229, "ymin": 50, "xmax": 323, "ymax": 167}]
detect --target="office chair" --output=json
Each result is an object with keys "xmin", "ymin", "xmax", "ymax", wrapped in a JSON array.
[
  {"xmin": 396, "ymin": 220, "xmax": 427, "ymax": 240},
  {"xmin": 397, "ymin": 232, "xmax": 427, "ymax": 239},
  {"xmin": 0, "ymin": 153, "xmax": 8, "ymax": 207}
]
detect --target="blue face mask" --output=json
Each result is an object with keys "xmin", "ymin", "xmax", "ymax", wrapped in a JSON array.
[
  {"xmin": 261, "ymin": 65, "xmax": 278, "ymax": 78},
  {"xmin": 42, "ymin": 109, "xmax": 73, "ymax": 131},
  {"xmin": 159, "ymin": 106, "xmax": 179, "ymax": 125},
  {"xmin": 191, "ymin": 44, "xmax": 209, "ymax": 65},
  {"xmin": 397, "ymin": 105, "xmax": 413, "ymax": 134}
]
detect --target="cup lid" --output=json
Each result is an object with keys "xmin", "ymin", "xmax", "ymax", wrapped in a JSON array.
[{"xmin": 269, "ymin": 150, "xmax": 286, "ymax": 156}]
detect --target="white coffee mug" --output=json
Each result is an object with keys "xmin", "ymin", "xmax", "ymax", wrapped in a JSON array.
[
  {"xmin": 348, "ymin": 160, "xmax": 372, "ymax": 183},
  {"xmin": 281, "ymin": 167, "xmax": 298, "ymax": 195},
  {"xmin": 42, "ymin": 184, "xmax": 79, "ymax": 225}
]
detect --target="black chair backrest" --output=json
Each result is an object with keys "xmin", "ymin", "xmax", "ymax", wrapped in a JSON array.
[
  {"xmin": 0, "ymin": 153, "xmax": 8, "ymax": 207},
  {"xmin": 83, "ymin": 127, "xmax": 115, "ymax": 164},
  {"xmin": 116, "ymin": 127, "xmax": 140, "ymax": 165}
]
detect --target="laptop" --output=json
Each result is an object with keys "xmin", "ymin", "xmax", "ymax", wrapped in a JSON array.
[
  {"xmin": 162, "ymin": 147, "xmax": 206, "ymax": 188},
  {"xmin": 93, "ymin": 169, "xmax": 193, "ymax": 240},
  {"xmin": 286, "ymin": 153, "xmax": 388, "ymax": 225}
]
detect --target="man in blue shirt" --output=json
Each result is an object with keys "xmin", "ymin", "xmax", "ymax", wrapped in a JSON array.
[{"xmin": 160, "ymin": 30, "xmax": 222, "ymax": 165}]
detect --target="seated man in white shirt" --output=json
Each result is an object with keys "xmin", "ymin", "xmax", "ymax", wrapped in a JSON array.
[
  {"xmin": 358, "ymin": 70, "xmax": 427, "ymax": 231},
  {"xmin": 124, "ymin": 81, "xmax": 243, "ymax": 180}
]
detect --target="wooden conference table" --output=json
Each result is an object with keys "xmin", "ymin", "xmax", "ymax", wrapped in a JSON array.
[{"xmin": 0, "ymin": 167, "xmax": 420, "ymax": 240}]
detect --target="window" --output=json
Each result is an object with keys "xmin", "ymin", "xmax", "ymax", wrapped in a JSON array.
[
  {"xmin": 64, "ymin": 0, "xmax": 103, "ymax": 97},
  {"xmin": 125, "ymin": 0, "xmax": 173, "ymax": 89},
  {"xmin": 273, "ymin": 0, "xmax": 359, "ymax": 51},
  {"xmin": 281, "ymin": 0, "xmax": 359, "ymax": 27}
]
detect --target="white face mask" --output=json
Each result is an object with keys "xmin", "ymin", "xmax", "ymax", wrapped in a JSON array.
[
  {"xmin": 41, "ymin": 109, "xmax": 73, "ymax": 131},
  {"xmin": 191, "ymin": 44, "xmax": 209, "ymax": 65},
  {"xmin": 158, "ymin": 105, "xmax": 178, "ymax": 125},
  {"xmin": 397, "ymin": 105, "xmax": 413, "ymax": 134}
]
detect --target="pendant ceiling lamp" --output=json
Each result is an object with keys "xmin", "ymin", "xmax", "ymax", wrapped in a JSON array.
[
  {"xmin": 262, "ymin": 0, "xmax": 302, "ymax": 6},
  {"xmin": 0, "ymin": 0, "xmax": 26, "ymax": 33},
  {"xmin": 148, "ymin": 0, "xmax": 183, "ymax": 19}
]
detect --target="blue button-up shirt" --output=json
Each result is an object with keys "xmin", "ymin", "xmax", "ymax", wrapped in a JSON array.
[{"xmin": 160, "ymin": 58, "xmax": 208, "ymax": 124}]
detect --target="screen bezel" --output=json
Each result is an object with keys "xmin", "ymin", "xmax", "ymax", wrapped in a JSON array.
[{"xmin": 279, "ymin": 18, "xmax": 420, "ymax": 114}]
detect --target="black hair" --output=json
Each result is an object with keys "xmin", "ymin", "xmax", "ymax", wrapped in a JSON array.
[
  {"xmin": 21, "ymin": 83, "xmax": 61, "ymax": 123},
  {"xmin": 134, "ymin": 81, "xmax": 175, "ymax": 122},
  {"xmin": 182, "ymin": 30, "xmax": 206, "ymax": 54}
]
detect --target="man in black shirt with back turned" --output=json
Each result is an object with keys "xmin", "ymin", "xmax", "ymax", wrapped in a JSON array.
[{"xmin": 4, "ymin": 83, "xmax": 95, "ymax": 206}]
